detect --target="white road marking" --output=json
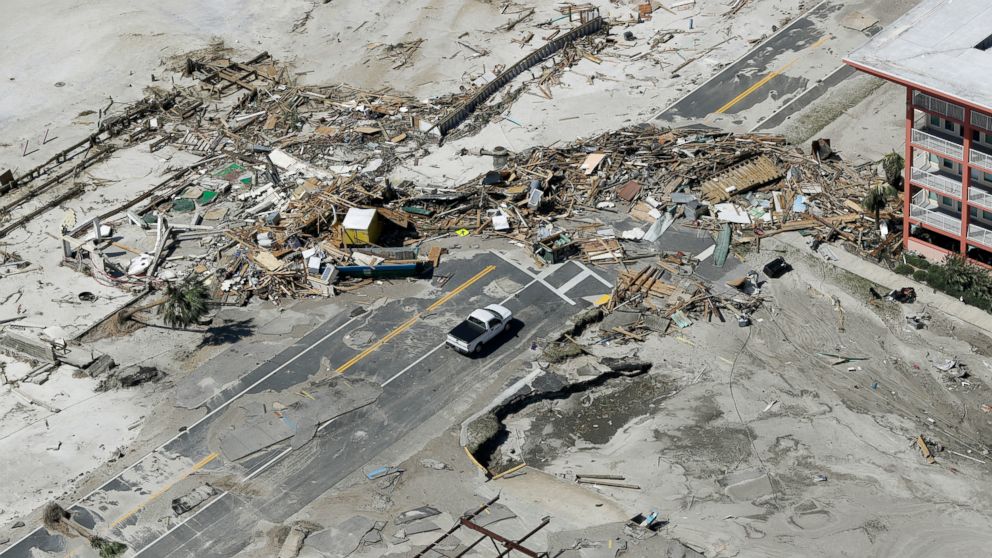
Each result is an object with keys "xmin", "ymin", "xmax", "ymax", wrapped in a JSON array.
[
  {"xmin": 132, "ymin": 491, "xmax": 227, "ymax": 557},
  {"xmin": 380, "ymin": 344, "xmax": 444, "ymax": 387},
  {"xmin": 651, "ymin": 0, "xmax": 830, "ymax": 121},
  {"xmin": 557, "ymin": 270, "xmax": 592, "ymax": 294},
  {"xmin": 132, "ymin": 445, "xmax": 293, "ymax": 557},
  {"xmin": 572, "ymin": 261, "xmax": 613, "ymax": 288},
  {"xmin": 489, "ymin": 250, "xmax": 575, "ymax": 305},
  {"xmin": 93, "ymin": 260, "xmax": 590, "ymax": 557},
  {"xmin": 0, "ymin": 313, "xmax": 362, "ymax": 556},
  {"xmin": 748, "ymin": 63, "xmax": 849, "ymax": 133},
  {"xmin": 378, "ymin": 273, "xmax": 547, "ymax": 390}
]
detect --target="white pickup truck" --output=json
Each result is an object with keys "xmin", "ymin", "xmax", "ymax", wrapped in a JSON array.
[{"xmin": 446, "ymin": 304, "xmax": 513, "ymax": 354}]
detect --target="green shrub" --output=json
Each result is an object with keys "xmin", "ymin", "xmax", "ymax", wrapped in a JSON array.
[
  {"xmin": 894, "ymin": 264, "xmax": 914, "ymax": 275},
  {"xmin": 912, "ymin": 269, "xmax": 928, "ymax": 282},
  {"xmin": 904, "ymin": 253, "xmax": 931, "ymax": 270},
  {"xmin": 963, "ymin": 293, "xmax": 992, "ymax": 312},
  {"xmin": 925, "ymin": 270, "xmax": 948, "ymax": 292}
]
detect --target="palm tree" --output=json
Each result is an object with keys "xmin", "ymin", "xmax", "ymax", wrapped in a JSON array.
[
  {"xmin": 863, "ymin": 183, "xmax": 896, "ymax": 231},
  {"xmin": 161, "ymin": 278, "xmax": 211, "ymax": 329},
  {"xmin": 121, "ymin": 277, "xmax": 211, "ymax": 329},
  {"xmin": 43, "ymin": 503, "xmax": 128, "ymax": 557}
]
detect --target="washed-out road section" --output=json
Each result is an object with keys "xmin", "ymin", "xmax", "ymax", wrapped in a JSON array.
[{"xmin": 2, "ymin": 251, "xmax": 612, "ymax": 557}]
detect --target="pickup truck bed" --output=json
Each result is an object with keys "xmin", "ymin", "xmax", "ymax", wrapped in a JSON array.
[
  {"xmin": 448, "ymin": 320, "xmax": 486, "ymax": 343},
  {"xmin": 446, "ymin": 304, "xmax": 513, "ymax": 354}
]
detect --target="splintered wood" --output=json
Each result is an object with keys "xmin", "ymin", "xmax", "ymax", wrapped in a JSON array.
[{"xmin": 702, "ymin": 155, "xmax": 784, "ymax": 203}]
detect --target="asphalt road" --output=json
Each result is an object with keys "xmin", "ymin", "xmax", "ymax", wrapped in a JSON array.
[
  {"xmin": 655, "ymin": 0, "xmax": 875, "ymax": 132},
  {"xmin": 2, "ymin": 251, "xmax": 612, "ymax": 557}
]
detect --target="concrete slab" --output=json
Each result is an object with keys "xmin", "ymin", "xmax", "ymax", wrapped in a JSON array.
[
  {"xmin": 394, "ymin": 506, "xmax": 440, "ymax": 525},
  {"xmin": 215, "ymin": 377, "xmax": 382, "ymax": 461},
  {"xmin": 303, "ymin": 515, "xmax": 376, "ymax": 558},
  {"xmin": 548, "ymin": 522, "xmax": 704, "ymax": 558},
  {"xmin": 473, "ymin": 502, "xmax": 516, "ymax": 528}
]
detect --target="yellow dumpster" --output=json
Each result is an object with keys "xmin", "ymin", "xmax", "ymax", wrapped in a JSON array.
[{"xmin": 342, "ymin": 208, "xmax": 382, "ymax": 245}]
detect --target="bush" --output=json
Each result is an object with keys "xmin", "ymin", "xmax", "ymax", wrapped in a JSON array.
[
  {"xmin": 925, "ymin": 270, "xmax": 948, "ymax": 292},
  {"xmin": 963, "ymin": 293, "xmax": 992, "ymax": 312},
  {"xmin": 904, "ymin": 253, "xmax": 931, "ymax": 270},
  {"xmin": 916, "ymin": 256, "xmax": 992, "ymax": 314},
  {"xmin": 894, "ymin": 264, "xmax": 914, "ymax": 275}
]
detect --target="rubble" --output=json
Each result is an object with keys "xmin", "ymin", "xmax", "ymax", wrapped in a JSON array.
[
  {"xmin": 5, "ymin": 4, "xmax": 992, "ymax": 558},
  {"xmin": 3, "ymin": 38, "xmax": 895, "ymax": 316}
]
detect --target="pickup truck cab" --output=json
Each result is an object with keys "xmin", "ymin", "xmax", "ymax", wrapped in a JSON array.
[{"xmin": 446, "ymin": 304, "xmax": 513, "ymax": 354}]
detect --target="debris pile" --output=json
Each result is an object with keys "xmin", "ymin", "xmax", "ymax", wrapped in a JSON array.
[
  {"xmin": 6, "ymin": 42, "xmax": 895, "ymax": 310},
  {"xmin": 444, "ymin": 127, "xmax": 894, "ymax": 260},
  {"xmin": 606, "ymin": 261, "xmax": 765, "ymax": 336}
]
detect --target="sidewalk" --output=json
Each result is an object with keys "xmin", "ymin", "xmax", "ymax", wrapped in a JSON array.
[{"xmin": 772, "ymin": 232, "xmax": 992, "ymax": 337}]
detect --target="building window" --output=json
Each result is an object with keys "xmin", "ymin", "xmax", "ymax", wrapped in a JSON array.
[
  {"xmin": 931, "ymin": 115, "xmax": 941, "ymax": 127},
  {"xmin": 971, "ymin": 207, "xmax": 979, "ymax": 218},
  {"xmin": 986, "ymin": 172, "xmax": 992, "ymax": 183},
  {"xmin": 945, "ymin": 119, "xmax": 956, "ymax": 132},
  {"xmin": 943, "ymin": 158, "xmax": 953, "ymax": 169},
  {"xmin": 973, "ymin": 129, "xmax": 982, "ymax": 142}
]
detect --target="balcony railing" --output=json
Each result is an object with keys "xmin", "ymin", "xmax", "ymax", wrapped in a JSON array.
[
  {"xmin": 911, "ymin": 203, "xmax": 962, "ymax": 236},
  {"xmin": 914, "ymin": 91, "xmax": 965, "ymax": 121},
  {"xmin": 969, "ymin": 223, "xmax": 992, "ymax": 248},
  {"xmin": 972, "ymin": 110, "xmax": 992, "ymax": 133},
  {"xmin": 970, "ymin": 148, "xmax": 992, "ymax": 172},
  {"xmin": 912, "ymin": 129, "xmax": 964, "ymax": 160},
  {"xmin": 910, "ymin": 167, "xmax": 961, "ymax": 197},
  {"xmin": 969, "ymin": 186, "xmax": 992, "ymax": 211}
]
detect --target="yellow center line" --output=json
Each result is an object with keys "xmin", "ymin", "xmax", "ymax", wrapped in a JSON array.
[
  {"xmin": 715, "ymin": 34, "xmax": 832, "ymax": 115},
  {"xmin": 110, "ymin": 452, "xmax": 219, "ymax": 528},
  {"xmin": 109, "ymin": 264, "xmax": 497, "ymax": 530},
  {"xmin": 335, "ymin": 265, "xmax": 497, "ymax": 374}
]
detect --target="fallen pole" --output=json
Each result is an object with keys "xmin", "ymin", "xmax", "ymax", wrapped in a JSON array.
[{"xmin": 576, "ymin": 479, "xmax": 641, "ymax": 489}]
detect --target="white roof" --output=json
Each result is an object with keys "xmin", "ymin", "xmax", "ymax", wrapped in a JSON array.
[
  {"xmin": 342, "ymin": 208, "xmax": 377, "ymax": 230},
  {"xmin": 846, "ymin": 0, "xmax": 992, "ymax": 112}
]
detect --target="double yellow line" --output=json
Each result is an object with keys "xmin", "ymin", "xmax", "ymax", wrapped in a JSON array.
[
  {"xmin": 108, "ymin": 265, "xmax": 495, "ymax": 532},
  {"xmin": 715, "ymin": 34, "xmax": 832, "ymax": 115},
  {"xmin": 110, "ymin": 452, "xmax": 219, "ymax": 528},
  {"xmin": 335, "ymin": 265, "xmax": 496, "ymax": 374}
]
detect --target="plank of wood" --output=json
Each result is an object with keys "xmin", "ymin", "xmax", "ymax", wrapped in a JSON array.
[
  {"xmin": 428, "ymin": 246, "xmax": 444, "ymax": 268},
  {"xmin": 917, "ymin": 435, "xmax": 936, "ymax": 464}
]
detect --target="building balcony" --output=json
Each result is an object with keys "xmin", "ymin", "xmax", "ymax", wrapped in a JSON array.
[
  {"xmin": 910, "ymin": 167, "xmax": 961, "ymax": 198},
  {"xmin": 910, "ymin": 197, "xmax": 963, "ymax": 237},
  {"xmin": 913, "ymin": 91, "xmax": 965, "ymax": 122},
  {"xmin": 970, "ymin": 184, "xmax": 992, "ymax": 212},
  {"xmin": 972, "ymin": 110, "xmax": 992, "ymax": 134},
  {"xmin": 912, "ymin": 128, "xmax": 964, "ymax": 160},
  {"xmin": 969, "ymin": 222, "xmax": 992, "ymax": 249},
  {"xmin": 970, "ymin": 147, "xmax": 992, "ymax": 173}
]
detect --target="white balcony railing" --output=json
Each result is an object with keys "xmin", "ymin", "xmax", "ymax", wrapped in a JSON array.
[
  {"xmin": 914, "ymin": 91, "xmax": 965, "ymax": 122},
  {"xmin": 968, "ymin": 223, "xmax": 992, "ymax": 248},
  {"xmin": 970, "ymin": 148, "xmax": 992, "ymax": 172},
  {"xmin": 910, "ymin": 167, "xmax": 962, "ymax": 197},
  {"xmin": 911, "ymin": 204, "xmax": 962, "ymax": 235},
  {"xmin": 912, "ymin": 129, "xmax": 964, "ymax": 160},
  {"xmin": 969, "ymin": 187, "xmax": 992, "ymax": 211},
  {"xmin": 972, "ymin": 110, "xmax": 992, "ymax": 133}
]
